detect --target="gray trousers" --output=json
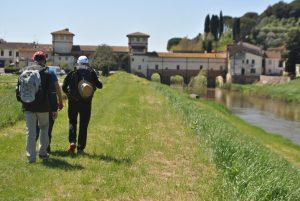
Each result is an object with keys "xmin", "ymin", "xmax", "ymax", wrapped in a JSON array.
[{"xmin": 25, "ymin": 111, "xmax": 49, "ymax": 162}]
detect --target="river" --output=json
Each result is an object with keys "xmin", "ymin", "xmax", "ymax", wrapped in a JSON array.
[{"xmin": 171, "ymin": 84, "xmax": 300, "ymax": 145}]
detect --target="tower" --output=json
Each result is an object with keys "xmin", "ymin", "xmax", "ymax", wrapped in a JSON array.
[
  {"xmin": 51, "ymin": 28, "xmax": 75, "ymax": 68},
  {"xmin": 126, "ymin": 32, "xmax": 150, "ymax": 55},
  {"xmin": 51, "ymin": 28, "xmax": 74, "ymax": 54}
]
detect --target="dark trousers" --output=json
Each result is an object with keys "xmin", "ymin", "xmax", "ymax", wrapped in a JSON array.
[
  {"xmin": 68, "ymin": 101, "xmax": 91, "ymax": 150},
  {"xmin": 36, "ymin": 113, "xmax": 54, "ymax": 153}
]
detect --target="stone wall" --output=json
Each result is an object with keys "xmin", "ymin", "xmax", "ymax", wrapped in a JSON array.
[
  {"xmin": 232, "ymin": 75, "xmax": 260, "ymax": 84},
  {"xmin": 259, "ymin": 75, "xmax": 290, "ymax": 84}
]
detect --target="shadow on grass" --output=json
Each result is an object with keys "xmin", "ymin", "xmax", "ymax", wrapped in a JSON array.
[
  {"xmin": 42, "ymin": 158, "xmax": 84, "ymax": 171},
  {"xmin": 51, "ymin": 150, "xmax": 132, "ymax": 165}
]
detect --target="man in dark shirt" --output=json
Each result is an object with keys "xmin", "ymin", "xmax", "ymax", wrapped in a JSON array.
[{"xmin": 62, "ymin": 56, "xmax": 102, "ymax": 153}]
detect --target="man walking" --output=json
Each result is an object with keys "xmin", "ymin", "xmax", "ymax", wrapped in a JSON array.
[
  {"xmin": 16, "ymin": 51, "xmax": 58, "ymax": 163},
  {"xmin": 62, "ymin": 56, "xmax": 102, "ymax": 153},
  {"xmin": 36, "ymin": 66, "xmax": 64, "ymax": 154}
]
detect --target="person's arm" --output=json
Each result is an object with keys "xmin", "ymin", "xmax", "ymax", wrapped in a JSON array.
[
  {"xmin": 92, "ymin": 70, "xmax": 103, "ymax": 89},
  {"xmin": 55, "ymin": 81, "xmax": 63, "ymax": 110},
  {"xmin": 62, "ymin": 73, "xmax": 71, "ymax": 94}
]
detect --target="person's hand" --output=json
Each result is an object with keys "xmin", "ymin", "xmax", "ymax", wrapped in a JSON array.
[
  {"xmin": 52, "ymin": 112, "xmax": 58, "ymax": 120},
  {"xmin": 58, "ymin": 102, "xmax": 64, "ymax": 110}
]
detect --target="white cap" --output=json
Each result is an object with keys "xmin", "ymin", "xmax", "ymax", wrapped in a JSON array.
[{"xmin": 77, "ymin": 55, "xmax": 89, "ymax": 64}]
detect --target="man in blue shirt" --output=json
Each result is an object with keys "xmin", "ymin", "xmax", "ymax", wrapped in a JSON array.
[{"xmin": 36, "ymin": 65, "xmax": 64, "ymax": 153}]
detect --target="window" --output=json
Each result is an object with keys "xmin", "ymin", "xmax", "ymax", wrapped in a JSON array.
[
  {"xmin": 268, "ymin": 60, "xmax": 272, "ymax": 65},
  {"xmin": 246, "ymin": 59, "xmax": 249, "ymax": 64},
  {"xmin": 155, "ymin": 65, "xmax": 159, "ymax": 70},
  {"xmin": 137, "ymin": 37, "xmax": 140, "ymax": 42},
  {"xmin": 9, "ymin": 51, "xmax": 12, "ymax": 56},
  {"xmin": 241, "ymin": 68, "xmax": 245, "ymax": 75},
  {"xmin": 200, "ymin": 65, "xmax": 203, "ymax": 70},
  {"xmin": 16, "ymin": 52, "xmax": 19, "ymax": 57},
  {"xmin": 0, "ymin": 50, "xmax": 4, "ymax": 56},
  {"xmin": 45, "ymin": 54, "xmax": 48, "ymax": 58},
  {"xmin": 132, "ymin": 58, "xmax": 134, "ymax": 62},
  {"xmin": 59, "ymin": 57, "xmax": 61, "ymax": 61},
  {"xmin": 142, "ymin": 58, "xmax": 144, "ymax": 62},
  {"xmin": 250, "ymin": 68, "xmax": 256, "ymax": 74},
  {"xmin": 65, "ymin": 56, "xmax": 68, "ymax": 61},
  {"xmin": 242, "ymin": 60, "xmax": 244, "ymax": 64},
  {"xmin": 177, "ymin": 65, "xmax": 180, "ymax": 70},
  {"xmin": 252, "ymin": 59, "xmax": 255, "ymax": 65},
  {"xmin": 138, "ymin": 65, "xmax": 141, "ymax": 70}
]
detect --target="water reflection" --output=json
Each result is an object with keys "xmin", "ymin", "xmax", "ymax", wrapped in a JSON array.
[{"xmin": 171, "ymin": 83, "xmax": 300, "ymax": 145}]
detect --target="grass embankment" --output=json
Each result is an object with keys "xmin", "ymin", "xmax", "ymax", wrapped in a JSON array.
[
  {"xmin": 0, "ymin": 73, "xmax": 220, "ymax": 200},
  {"xmin": 223, "ymin": 78, "xmax": 300, "ymax": 103},
  {"xmin": 153, "ymin": 83, "xmax": 300, "ymax": 200},
  {"xmin": 1, "ymin": 72, "xmax": 300, "ymax": 200}
]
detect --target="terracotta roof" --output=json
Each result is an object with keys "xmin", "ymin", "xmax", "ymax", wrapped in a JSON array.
[
  {"xmin": 265, "ymin": 50, "xmax": 282, "ymax": 59},
  {"xmin": 72, "ymin": 45, "xmax": 128, "ymax": 53},
  {"xmin": 156, "ymin": 52, "xmax": 227, "ymax": 59},
  {"xmin": 127, "ymin": 32, "xmax": 150, "ymax": 37},
  {"xmin": 0, "ymin": 42, "xmax": 52, "ymax": 52},
  {"xmin": 51, "ymin": 28, "xmax": 74, "ymax": 36}
]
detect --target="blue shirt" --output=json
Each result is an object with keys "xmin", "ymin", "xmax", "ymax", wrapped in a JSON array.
[{"xmin": 48, "ymin": 67, "xmax": 58, "ymax": 83}]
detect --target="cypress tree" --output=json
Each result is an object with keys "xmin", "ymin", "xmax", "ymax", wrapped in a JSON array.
[
  {"xmin": 204, "ymin": 15, "xmax": 211, "ymax": 34},
  {"xmin": 210, "ymin": 15, "xmax": 220, "ymax": 40},
  {"xmin": 219, "ymin": 11, "xmax": 224, "ymax": 37}
]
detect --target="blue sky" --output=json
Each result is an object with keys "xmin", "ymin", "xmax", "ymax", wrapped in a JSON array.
[{"xmin": 1, "ymin": 0, "xmax": 292, "ymax": 51}]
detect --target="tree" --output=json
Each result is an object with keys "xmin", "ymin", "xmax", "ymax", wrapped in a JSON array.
[
  {"xmin": 286, "ymin": 29, "xmax": 300, "ymax": 75},
  {"xmin": 232, "ymin": 18, "xmax": 241, "ymax": 42},
  {"xmin": 167, "ymin": 38, "xmax": 182, "ymax": 51},
  {"xmin": 89, "ymin": 45, "xmax": 116, "ymax": 72},
  {"xmin": 204, "ymin": 15, "xmax": 211, "ymax": 34},
  {"xmin": 219, "ymin": 11, "xmax": 224, "ymax": 37},
  {"xmin": 210, "ymin": 15, "xmax": 220, "ymax": 40}
]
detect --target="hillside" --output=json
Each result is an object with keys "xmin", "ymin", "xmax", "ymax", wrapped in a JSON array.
[
  {"xmin": 167, "ymin": 0, "xmax": 300, "ymax": 52},
  {"xmin": 227, "ymin": 0, "xmax": 300, "ymax": 48}
]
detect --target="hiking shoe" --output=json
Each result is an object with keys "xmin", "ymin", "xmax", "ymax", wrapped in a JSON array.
[
  {"xmin": 77, "ymin": 149, "xmax": 85, "ymax": 155},
  {"xmin": 68, "ymin": 143, "xmax": 76, "ymax": 154},
  {"xmin": 47, "ymin": 146, "xmax": 51, "ymax": 154},
  {"xmin": 39, "ymin": 154, "xmax": 49, "ymax": 160}
]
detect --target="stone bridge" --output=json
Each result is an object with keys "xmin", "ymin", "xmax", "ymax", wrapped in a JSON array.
[{"xmin": 146, "ymin": 69, "xmax": 226, "ymax": 87}]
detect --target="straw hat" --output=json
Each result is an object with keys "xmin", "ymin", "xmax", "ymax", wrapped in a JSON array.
[{"xmin": 78, "ymin": 80, "xmax": 94, "ymax": 99}]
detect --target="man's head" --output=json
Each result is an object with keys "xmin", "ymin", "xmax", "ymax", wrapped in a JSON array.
[
  {"xmin": 33, "ymin": 51, "xmax": 46, "ymax": 66},
  {"xmin": 77, "ymin": 55, "xmax": 89, "ymax": 65}
]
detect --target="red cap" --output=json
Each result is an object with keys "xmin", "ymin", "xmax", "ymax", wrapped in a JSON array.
[{"xmin": 32, "ymin": 51, "xmax": 46, "ymax": 61}]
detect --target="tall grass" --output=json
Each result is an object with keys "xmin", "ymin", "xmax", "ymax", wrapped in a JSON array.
[
  {"xmin": 0, "ymin": 75, "xmax": 22, "ymax": 129},
  {"xmin": 153, "ymin": 83, "xmax": 300, "ymax": 200},
  {"xmin": 223, "ymin": 78, "xmax": 300, "ymax": 103}
]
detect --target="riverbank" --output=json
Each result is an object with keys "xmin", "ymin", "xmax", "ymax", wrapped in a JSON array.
[
  {"xmin": 0, "ymin": 72, "xmax": 299, "ymax": 200},
  {"xmin": 223, "ymin": 78, "xmax": 300, "ymax": 103}
]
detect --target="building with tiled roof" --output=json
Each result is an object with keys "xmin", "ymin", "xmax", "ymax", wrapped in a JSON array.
[
  {"xmin": 264, "ymin": 47, "xmax": 285, "ymax": 75},
  {"xmin": 127, "ymin": 33, "xmax": 227, "ymax": 82}
]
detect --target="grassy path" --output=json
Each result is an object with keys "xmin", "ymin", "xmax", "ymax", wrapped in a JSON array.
[{"xmin": 0, "ymin": 73, "xmax": 218, "ymax": 200}]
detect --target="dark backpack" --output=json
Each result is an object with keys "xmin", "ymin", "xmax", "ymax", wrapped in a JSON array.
[{"xmin": 74, "ymin": 67, "xmax": 95, "ymax": 100}]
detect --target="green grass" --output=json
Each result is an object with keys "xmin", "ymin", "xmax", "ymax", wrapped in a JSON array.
[
  {"xmin": 1, "ymin": 72, "xmax": 300, "ymax": 200},
  {"xmin": 0, "ymin": 72, "xmax": 222, "ymax": 200},
  {"xmin": 0, "ymin": 75, "xmax": 22, "ymax": 129},
  {"xmin": 153, "ymin": 83, "xmax": 300, "ymax": 200},
  {"xmin": 223, "ymin": 78, "xmax": 300, "ymax": 103}
]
